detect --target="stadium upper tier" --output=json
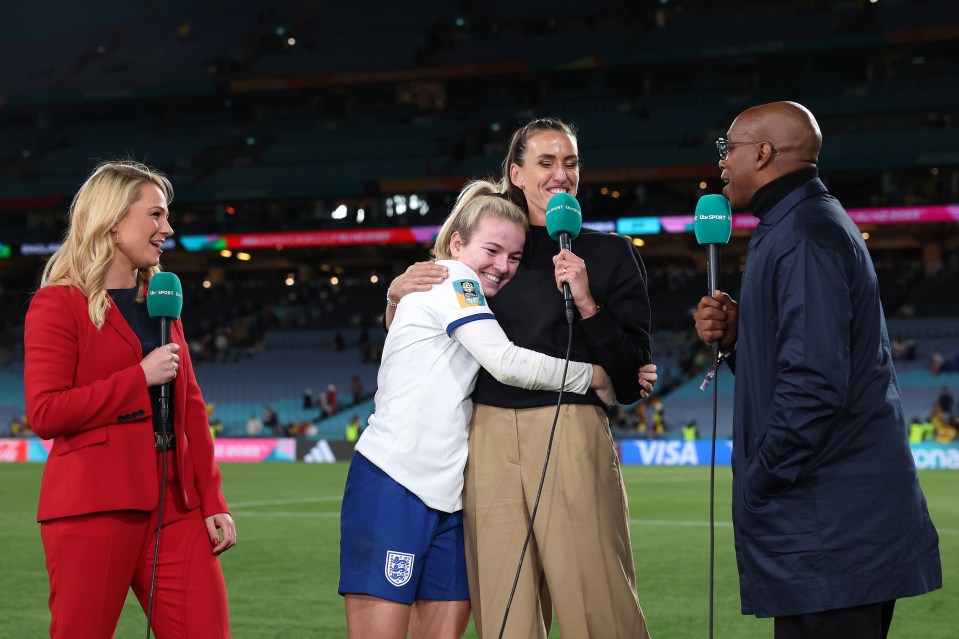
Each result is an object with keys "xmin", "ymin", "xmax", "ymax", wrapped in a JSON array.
[
  {"xmin": 3, "ymin": 0, "xmax": 955, "ymax": 94},
  {"xmin": 1, "ymin": 0, "xmax": 957, "ymax": 218}
]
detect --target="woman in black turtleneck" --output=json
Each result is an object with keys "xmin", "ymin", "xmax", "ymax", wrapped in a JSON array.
[{"xmin": 386, "ymin": 118, "xmax": 655, "ymax": 639}]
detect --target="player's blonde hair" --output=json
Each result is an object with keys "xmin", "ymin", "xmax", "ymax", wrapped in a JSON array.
[{"xmin": 432, "ymin": 180, "xmax": 528, "ymax": 260}]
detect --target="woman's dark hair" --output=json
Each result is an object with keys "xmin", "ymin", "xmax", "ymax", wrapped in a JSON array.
[{"xmin": 499, "ymin": 117, "xmax": 578, "ymax": 213}]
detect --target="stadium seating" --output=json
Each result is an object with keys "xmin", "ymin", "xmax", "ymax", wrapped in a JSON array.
[{"xmin": 2, "ymin": 0, "xmax": 957, "ymax": 442}]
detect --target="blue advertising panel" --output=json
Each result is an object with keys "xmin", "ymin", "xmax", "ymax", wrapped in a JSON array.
[
  {"xmin": 620, "ymin": 439, "xmax": 959, "ymax": 469},
  {"xmin": 911, "ymin": 443, "xmax": 959, "ymax": 470},
  {"xmin": 620, "ymin": 439, "xmax": 733, "ymax": 466}
]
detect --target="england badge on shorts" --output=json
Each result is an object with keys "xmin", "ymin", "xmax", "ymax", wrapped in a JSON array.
[{"xmin": 385, "ymin": 550, "xmax": 415, "ymax": 587}]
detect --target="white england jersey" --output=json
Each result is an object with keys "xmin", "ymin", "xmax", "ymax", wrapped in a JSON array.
[{"xmin": 356, "ymin": 260, "xmax": 496, "ymax": 512}]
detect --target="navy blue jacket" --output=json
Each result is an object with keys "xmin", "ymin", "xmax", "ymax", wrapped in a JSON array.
[{"xmin": 730, "ymin": 177, "xmax": 941, "ymax": 617}]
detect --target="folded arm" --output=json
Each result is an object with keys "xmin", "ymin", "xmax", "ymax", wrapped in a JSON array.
[{"xmin": 454, "ymin": 319, "xmax": 594, "ymax": 393}]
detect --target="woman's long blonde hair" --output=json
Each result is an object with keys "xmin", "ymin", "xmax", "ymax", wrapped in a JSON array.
[
  {"xmin": 40, "ymin": 160, "xmax": 173, "ymax": 329},
  {"xmin": 432, "ymin": 180, "xmax": 528, "ymax": 261}
]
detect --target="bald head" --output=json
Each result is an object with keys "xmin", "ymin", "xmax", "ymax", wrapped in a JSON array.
[
  {"xmin": 719, "ymin": 102, "xmax": 823, "ymax": 211},
  {"xmin": 732, "ymin": 101, "xmax": 821, "ymax": 166}
]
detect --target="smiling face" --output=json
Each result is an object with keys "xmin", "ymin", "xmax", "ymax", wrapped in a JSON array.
[
  {"xmin": 720, "ymin": 102, "xmax": 822, "ymax": 212},
  {"xmin": 449, "ymin": 213, "xmax": 525, "ymax": 297},
  {"xmin": 106, "ymin": 182, "xmax": 173, "ymax": 287},
  {"xmin": 719, "ymin": 116, "xmax": 765, "ymax": 212},
  {"xmin": 509, "ymin": 130, "xmax": 579, "ymax": 225}
]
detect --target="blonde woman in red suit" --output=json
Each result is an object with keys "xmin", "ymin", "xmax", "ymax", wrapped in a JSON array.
[{"xmin": 24, "ymin": 161, "xmax": 235, "ymax": 638}]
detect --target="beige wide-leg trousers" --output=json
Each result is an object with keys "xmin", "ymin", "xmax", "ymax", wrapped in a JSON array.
[{"xmin": 464, "ymin": 403, "xmax": 650, "ymax": 638}]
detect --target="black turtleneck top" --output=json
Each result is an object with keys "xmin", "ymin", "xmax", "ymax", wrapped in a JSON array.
[
  {"xmin": 473, "ymin": 225, "xmax": 651, "ymax": 408},
  {"xmin": 108, "ymin": 285, "xmax": 171, "ymax": 436},
  {"xmin": 749, "ymin": 167, "xmax": 819, "ymax": 220}
]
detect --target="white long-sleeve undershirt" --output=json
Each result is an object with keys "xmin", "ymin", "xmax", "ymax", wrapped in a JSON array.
[{"xmin": 453, "ymin": 318, "xmax": 592, "ymax": 393}]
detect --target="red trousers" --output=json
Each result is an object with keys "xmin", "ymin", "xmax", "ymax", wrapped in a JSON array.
[{"xmin": 40, "ymin": 451, "xmax": 230, "ymax": 638}]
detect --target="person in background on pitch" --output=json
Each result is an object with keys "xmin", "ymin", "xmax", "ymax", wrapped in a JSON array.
[
  {"xmin": 24, "ymin": 161, "xmax": 235, "ymax": 639},
  {"xmin": 693, "ymin": 101, "xmax": 941, "ymax": 639},
  {"xmin": 387, "ymin": 118, "xmax": 654, "ymax": 639},
  {"xmin": 339, "ymin": 179, "xmax": 624, "ymax": 639}
]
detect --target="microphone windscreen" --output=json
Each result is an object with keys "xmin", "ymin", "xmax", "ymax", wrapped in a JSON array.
[
  {"xmin": 694, "ymin": 194, "xmax": 732, "ymax": 245},
  {"xmin": 545, "ymin": 192, "xmax": 582, "ymax": 242},
  {"xmin": 147, "ymin": 272, "xmax": 183, "ymax": 320}
]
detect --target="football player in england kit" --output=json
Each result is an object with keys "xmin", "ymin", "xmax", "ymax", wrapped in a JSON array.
[{"xmin": 338, "ymin": 181, "xmax": 616, "ymax": 639}]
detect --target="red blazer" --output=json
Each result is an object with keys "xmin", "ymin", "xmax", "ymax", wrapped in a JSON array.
[{"xmin": 24, "ymin": 285, "xmax": 229, "ymax": 522}]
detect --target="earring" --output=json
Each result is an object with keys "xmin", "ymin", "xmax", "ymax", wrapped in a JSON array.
[{"xmin": 113, "ymin": 232, "xmax": 120, "ymax": 244}]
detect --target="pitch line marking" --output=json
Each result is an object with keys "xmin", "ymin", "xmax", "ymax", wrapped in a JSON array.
[
  {"xmin": 624, "ymin": 477, "xmax": 708, "ymax": 484},
  {"xmin": 633, "ymin": 519, "xmax": 732, "ymax": 528},
  {"xmin": 232, "ymin": 511, "xmax": 339, "ymax": 519},
  {"xmin": 225, "ymin": 509, "xmax": 959, "ymax": 535},
  {"xmin": 229, "ymin": 496, "xmax": 341, "ymax": 508}
]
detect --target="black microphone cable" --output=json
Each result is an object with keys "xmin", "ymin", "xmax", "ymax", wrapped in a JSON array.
[
  {"xmin": 145, "ymin": 372, "xmax": 172, "ymax": 638},
  {"xmin": 497, "ymin": 319, "xmax": 574, "ymax": 639},
  {"xmin": 707, "ymin": 350, "xmax": 719, "ymax": 639},
  {"xmin": 700, "ymin": 345, "xmax": 733, "ymax": 639}
]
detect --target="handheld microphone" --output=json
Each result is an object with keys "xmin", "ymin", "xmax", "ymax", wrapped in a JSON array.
[
  {"xmin": 692, "ymin": 194, "xmax": 732, "ymax": 639},
  {"xmin": 147, "ymin": 272, "xmax": 183, "ymax": 429},
  {"xmin": 144, "ymin": 271, "xmax": 183, "ymax": 639},
  {"xmin": 545, "ymin": 192, "xmax": 582, "ymax": 324},
  {"xmin": 693, "ymin": 194, "xmax": 732, "ymax": 352}
]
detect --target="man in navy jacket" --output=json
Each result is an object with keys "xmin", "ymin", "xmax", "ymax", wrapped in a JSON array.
[{"xmin": 694, "ymin": 101, "xmax": 941, "ymax": 638}]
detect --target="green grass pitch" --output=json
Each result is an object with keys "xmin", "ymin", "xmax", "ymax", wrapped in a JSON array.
[{"xmin": 1, "ymin": 462, "xmax": 954, "ymax": 638}]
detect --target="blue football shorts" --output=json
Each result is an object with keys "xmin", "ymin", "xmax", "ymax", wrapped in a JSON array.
[{"xmin": 338, "ymin": 452, "xmax": 470, "ymax": 604}]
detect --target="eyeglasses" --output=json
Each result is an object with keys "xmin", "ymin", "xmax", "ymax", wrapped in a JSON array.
[{"xmin": 715, "ymin": 138, "xmax": 780, "ymax": 161}]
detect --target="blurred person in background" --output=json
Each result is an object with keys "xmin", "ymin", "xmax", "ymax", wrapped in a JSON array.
[
  {"xmin": 930, "ymin": 406, "xmax": 956, "ymax": 444},
  {"xmin": 350, "ymin": 374, "xmax": 365, "ymax": 405},
  {"xmin": 339, "ymin": 179, "xmax": 622, "ymax": 639},
  {"xmin": 344, "ymin": 414, "xmax": 361, "ymax": 442},
  {"xmin": 387, "ymin": 117, "xmax": 654, "ymax": 639},
  {"xmin": 326, "ymin": 383, "xmax": 339, "ymax": 415},
  {"xmin": 11, "ymin": 414, "xmax": 32, "ymax": 437},
  {"xmin": 24, "ymin": 161, "xmax": 235, "ymax": 638},
  {"xmin": 693, "ymin": 101, "xmax": 940, "ymax": 639},
  {"xmin": 262, "ymin": 403, "xmax": 278, "ymax": 434},
  {"xmin": 246, "ymin": 412, "xmax": 264, "ymax": 437},
  {"xmin": 936, "ymin": 385, "xmax": 953, "ymax": 416}
]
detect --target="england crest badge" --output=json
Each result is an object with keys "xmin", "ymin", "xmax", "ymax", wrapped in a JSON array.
[{"xmin": 385, "ymin": 550, "xmax": 415, "ymax": 587}]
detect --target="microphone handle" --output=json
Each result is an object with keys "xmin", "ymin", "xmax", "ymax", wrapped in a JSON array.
[
  {"xmin": 159, "ymin": 318, "xmax": 171, "ymax": 401},
  {"xmin": 159, "ymin": 317, "xmax": 172, "ymax": 431},
  {"xmin": 706, "ymin": 244, "xmax": 722, "ymax": 354},
  {"xmin": 706, "ymin": 244, "xmax": 721, "ymax": 295},
  {"xmin": 559, "ymin": 233, "xmax": 574, "ymax": 324}
]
